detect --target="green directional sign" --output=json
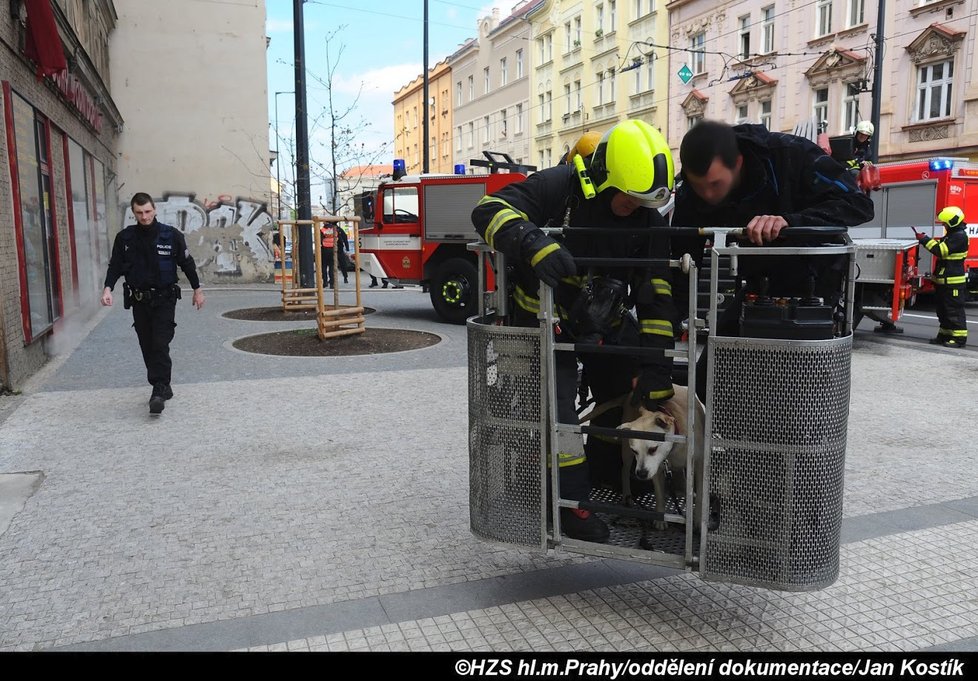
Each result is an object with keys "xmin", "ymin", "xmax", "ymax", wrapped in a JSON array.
[{"xmin": 678, "ymin": 64, "xmax": 693, "ymax": 84}]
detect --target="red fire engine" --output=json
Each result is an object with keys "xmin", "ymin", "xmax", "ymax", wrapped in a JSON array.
[
  {"xmin": 356, "ymin": 154, "xmax": 533, "ymax": 324},
  {"xmin": 848, "ymin": 156, "xmax": 978, "ymax": 327}
]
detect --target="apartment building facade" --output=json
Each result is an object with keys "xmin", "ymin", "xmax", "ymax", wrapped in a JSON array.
[
  {"xmin": 392, "ymin": 60, "xmax": 453, "ymax": 175},
  {"xmin": 449, "ymin": 3, "xmax": 538, "ymax": 173}
]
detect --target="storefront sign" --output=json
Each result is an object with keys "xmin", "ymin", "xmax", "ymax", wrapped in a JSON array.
[{"xmin": 48, "ymin": 71, "xmax": 103, "ymax": 133}]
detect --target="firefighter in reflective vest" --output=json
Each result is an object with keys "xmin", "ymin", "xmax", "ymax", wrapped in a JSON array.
[
  {"xmin": 919, "ymin": 206, "xmax": 969, "ymax": 348},
  {"xmin": 320, "ymin": 223, "xmax": 336, "ymax": 287},
  {"xmin": 471, "ymin": 120, "xmax": 677, "ymax": 544}
]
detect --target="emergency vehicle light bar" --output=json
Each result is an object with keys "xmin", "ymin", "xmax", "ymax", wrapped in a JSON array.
[{"xmin": 930, "ymin": 158, "xmax": 954, "ymax": 171}]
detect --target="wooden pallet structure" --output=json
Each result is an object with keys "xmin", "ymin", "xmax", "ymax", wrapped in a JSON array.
[{"xmin": 276, "ymin": 216, "xmax": 365, "ymax": 340}]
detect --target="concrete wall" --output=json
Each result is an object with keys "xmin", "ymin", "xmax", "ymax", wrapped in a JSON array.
[{"xmin": 109, "ymin": 0, "xmax": 273, "ymax": 283}]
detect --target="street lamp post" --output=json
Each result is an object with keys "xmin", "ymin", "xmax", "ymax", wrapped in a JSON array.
[{"xmin": 274, "ymin": 90, "xmax": 295, "ymax": 221}]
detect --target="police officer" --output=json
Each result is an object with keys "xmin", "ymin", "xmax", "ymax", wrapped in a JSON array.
[
  {"xmin": 919, "ymin": 206, "xmax": 969, "ymax": 348},
  {"xmin": 472, "ymin": 120, "xmax": 677, "ymax": 543},
  {"xmin": 101, "ymin": 193, "xmax": 205, "ymax": 415}
]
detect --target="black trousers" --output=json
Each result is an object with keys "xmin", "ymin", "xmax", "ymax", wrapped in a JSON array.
[
  {"xmin": 936, "ymin": 283, "xmax": 968, "ymax": 343},
  {"xmin": 131, "ymin": 299, "xmax": 177, "ymax": 386},
  {"xmin": 321, "ymin": 247, "xmax": 334, "ymax": 285}
]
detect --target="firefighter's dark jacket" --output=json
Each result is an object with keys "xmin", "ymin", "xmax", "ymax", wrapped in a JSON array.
[
  {"xmin": 921, "ymin": 225, "xmax": 968, "ymax": 286},
  {"xmin": 104, "ymin": 221, "xmax": 201, "ymax": 291},
  {"xmin": 671, "ymin": 124, "xmax": 874, "ymax": 303},
  {"xmin": 471, "ymin": 165, "xmax": 675, "ymax": 386}
]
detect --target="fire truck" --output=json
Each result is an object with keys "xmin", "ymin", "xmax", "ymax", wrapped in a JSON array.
[
  {"xmin": 356, "ymin": 153, "xmax": 533, "ymax": 324},
  {"xmin": 849, "ymin": 156, "xmax": 978, "ymax": 326}
]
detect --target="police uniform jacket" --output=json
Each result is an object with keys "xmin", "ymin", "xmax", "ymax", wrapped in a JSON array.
[{"xmin": 104, "ymin": 221, "xmax": 200, "ymax": 292}]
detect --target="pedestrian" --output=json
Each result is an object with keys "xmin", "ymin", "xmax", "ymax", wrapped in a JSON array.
[
  {"xmin": 369, "ymin": 275, "xmax": 389, "ymax": 288},
  {"xmin": 472, "ymin": 119, "xmax": 678, "ymax": 544},
  {"xmin": 320, "ymin": 223, "xmax": 336, "ymax": 287},
  {"xmin": 670, "ymin": 120, "xmax": 875, "ymax": 399},
  {"xmin": 101, "ymin": 192, "xmax": 205, "ymax": 415},
  {"xmin": 919, "ymin": 206, "xmax": 969, "ymax": 348},
  {"xmin": 335, "ymin": 224, "xmax": 351, "ymax": 284}
]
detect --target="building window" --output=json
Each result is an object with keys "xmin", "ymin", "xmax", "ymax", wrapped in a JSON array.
[
  {"xmin": 760, "ymin": 99, "xmax": 772, "ymax": 129},
  {"xmin": 564, "ymin": 21, "xmax": 572, "ymax": 52},
  {"xmin": 500, "ymin": 58, "xmax": 507, "ymax": 86},
  {"xmin": 456, "ymin": 81, "xmax": 462, "ymax": 106},
  {"xmin": 500, "ymin": 109, "xmax": 508, "ymax": 138},
  {"xmin": 691, "ymin": 32, "xmax": 706, "ymax": 74},
  {"xmin": 545, "ymin": 90, "xmax": 552, "ymax": 121},
  {"xmin": 688, "ymin": 115, "xmax": 703, "ymax": 130},
  {"xmin": 609, "ymin": 0, "xmax": 616, "ymax": 31},
  {"xmin": 467, "ymin": 122, "xmax": 474, "ymax": 148},
  {"xmin": 456, "ymin": 126, "xmax": 462, "ymax": 152},
  {"xmin": 762, "ymin": 6, "xmax": 775, "ymax": 54},
  {"xmin": 574, "ymin": 16, "xmax": 582, "ymax": 45},
  {"xmin": 916, "ymin": 59, "xmax": 953, "ymax": 122},
  {"xmin": 816, "ymin": 0, "xmax": 832, "ymax": 38},
  {"xmin": 813, "ymin": 87, "xmax": 829, "ymax": 129},
  {"xmin": 735, "ymin": 104, "xmax": 749, "ymax": 124},
  {"xmin": 564, "ymin": 83, "xmax": 572, "ymax": 115},
  {"xmin": 483, "ymin": 115, "xmax": 491, "ymax": 143},
  {"xmin": 608, "ymin": 69, "xmax": 616, "ymax": 102},
  {"xmin": 597, "ymin": 72, "xmax": 605, "ymax": 105},
  {"xmin": 596, "ymin": 4, "xmax": 604, "ymax": 33},
  {"xmin": 574, "ymin": 80, "xmax": 582, "ymax": 110},
  {"xmin": 544, "ymin": 33, "xmax": 553, "ymax": 61},
  {"xmin": 843, "ymin": 82, "xmax": 861, "ymax": 133},
  {"xmin": 516, "ymin": 103, "xmax": 524, "ymax": 133},
  {"xmin": 633, "ymin": 63, "xmax": 642, "ymax": 94},
  {"xmin": 484, "ymin": 67, "xmax": 490, "ymax": 94},
  {"xmin": 468, "ymin": 75, "xmax": 474, "ymax": 101},
  {"xmin": 516, "ymin": 49, "xmax": 524, "ymax": 78},
  {"xmin": 739, "ymin": 15, "xmax": 751, "ymax": 59},
  {"xmin": 646, "ymin": 52, "xmax": 655, "ymax": 91},
  {"xmin": 8, "ymin": 91, "xmax": 62, "ymax": 340},
  {"xmin": 847, "ymin": 0, "xmax": 864, "ymax": 27}
]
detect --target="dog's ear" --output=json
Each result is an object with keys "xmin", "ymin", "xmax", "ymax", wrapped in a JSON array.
[{"xmin": 654, "ymin": 413, "xmax": 675, "ymax": 429}]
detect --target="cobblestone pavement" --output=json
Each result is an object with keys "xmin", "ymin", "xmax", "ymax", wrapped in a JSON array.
[{"xmin": 0, "ymin": 283, "xmax": 976, "ymax": 652}]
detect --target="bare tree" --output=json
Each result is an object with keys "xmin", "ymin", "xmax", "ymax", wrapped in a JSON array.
[{"xmin": 308, "ymin": 27, "xmax": 393, "ymax": 214}]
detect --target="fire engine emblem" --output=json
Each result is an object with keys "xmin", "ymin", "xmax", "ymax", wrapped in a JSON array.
[{"xmin": 402, "ymin": 256, "xmax": 411, "ymax": 269}]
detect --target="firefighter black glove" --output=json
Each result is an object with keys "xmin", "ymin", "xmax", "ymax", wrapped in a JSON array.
[
  {"xmin": 521, "ymin": 228, "xmax": 576, "ymax": 288},
  {"xmin": 631, "ymin": 371, "xmax": 674, "ymax": 411}
]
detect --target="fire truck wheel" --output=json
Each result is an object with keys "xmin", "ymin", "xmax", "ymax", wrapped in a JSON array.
[{"xmin": 430, "ymin": 257, "xmax": 478, "ymax": 324}]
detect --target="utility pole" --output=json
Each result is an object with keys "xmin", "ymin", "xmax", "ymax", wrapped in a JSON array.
[
  {"xmin": 422, "ymin": 0, "xmax": 429, "ymax": 174},
  {"xmin": 869, "ymin": 0, "xmax": 886, "ymax": 163},
  {"xmin": 274, "ymin": 90, "xmax": 294, "ymax": 221},
  {"xmin": 293, "ymin": 0, "xmax": 314, "ymax": 287}
]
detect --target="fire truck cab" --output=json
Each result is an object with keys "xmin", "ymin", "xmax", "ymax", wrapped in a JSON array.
[
  {"xmin": 853, "ymin": 156, "xmax": 978, "ymax": 293},
  {"xmin": 357, "ymin": 155, "xmax": 531, "ymax": 323}
]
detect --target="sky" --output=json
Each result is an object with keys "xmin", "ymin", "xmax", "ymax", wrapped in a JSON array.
[{"xmin": 266, "ymin": 0, "xmax": 513, "ymax": 205}]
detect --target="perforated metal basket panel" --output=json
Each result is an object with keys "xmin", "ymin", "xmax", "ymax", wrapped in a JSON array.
[
  {"xmin": 468, "ymin": 319, "xmax": 545, "ymax": 547},
  {"xmin": 702, "ymin": 335, "xmax": 851, "ymax": 591}
]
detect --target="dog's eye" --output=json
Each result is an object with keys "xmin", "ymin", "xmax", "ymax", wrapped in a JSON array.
[{"xmin": 647, "ymin": 446, "xmax": 658, "ymax": 455}]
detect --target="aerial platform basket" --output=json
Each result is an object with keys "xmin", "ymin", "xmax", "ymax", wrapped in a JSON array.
[{"xmin": 466, "ymin": 227, "xmax": 855, "ymax": 591}]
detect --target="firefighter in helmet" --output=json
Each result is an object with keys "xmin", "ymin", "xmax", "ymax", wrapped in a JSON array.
[
  {"xmin": 919, "ymin": 206, "xmax": 969, "ymax": 348},
  {"xmin": 851, "ymin": 120, "xmax": 874, "ymax": 165},
  {"xmin": 471, "ymin": 119, "xmax": 677, "ymax": 544},
  {"xmin": 559, "ymin": 130, "xmax": 601, "ymax": 166}
]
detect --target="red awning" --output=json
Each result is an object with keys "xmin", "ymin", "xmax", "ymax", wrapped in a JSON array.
[{"xmin": 24, "ymin": 0, "xmax": 67, "ymax": 79}]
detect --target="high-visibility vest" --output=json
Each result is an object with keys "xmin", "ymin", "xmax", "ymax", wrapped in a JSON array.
[{"xmin": 320, "ymin": 226, "xmax": 335, "ymax": 249}]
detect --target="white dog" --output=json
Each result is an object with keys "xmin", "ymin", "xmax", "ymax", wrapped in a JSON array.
[{"xmin": 618, "ymin": 384, "xmax": 705, "ymax": 532}]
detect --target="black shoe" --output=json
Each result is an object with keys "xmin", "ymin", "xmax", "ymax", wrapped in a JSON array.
[
  {"xmin": 149, "ymin": 384, "xmax": 166, "ymax": 415},
  {"xmin": 382, "ymin": 281, "xmax": 389, "ymax": 288},
  {"xmin": 941, "ymin": 339, "xmax": 966, "ymax": 348},
  {"xmin": 162, "ymin": 384, "xmax": 173, "ymax": 401},
  {"xmin": 369, "ymin": 281, "xmax": 378, "ymax": 288},
  {"xmin": 560, "ymin": 508, "xmax": 609, "ymax": 543}
]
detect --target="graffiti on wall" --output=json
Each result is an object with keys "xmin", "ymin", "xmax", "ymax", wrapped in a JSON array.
[{"xmin": 122, "ymin": 193, "xmax": 275, "ymax": 282}]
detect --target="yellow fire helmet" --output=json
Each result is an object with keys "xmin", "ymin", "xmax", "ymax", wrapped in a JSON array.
[
  {"xmin": 937, "ymin": 205, "xmax": 965, "ymax": 229},
  {"xmin": 564, "ymin": 131, "xmax": 602, "ymax": 165},
  {"xmin": 588, "ymin": 119, "xmax": 675, "ymax": 208}
]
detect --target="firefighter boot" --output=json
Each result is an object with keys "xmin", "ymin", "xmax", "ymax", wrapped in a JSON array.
[
  {"xmin": 560, "ymin": 508, "xmax": 610, "ymax": 543},
  {"xmin": 149, "ymin": 384, "xmax": 166, "ymax": 415},
  {"xmin": 162, "ymin": 384, "xmax": 174, "ymax": 401}
]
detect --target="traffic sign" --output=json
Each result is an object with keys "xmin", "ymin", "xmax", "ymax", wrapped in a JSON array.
[{"xmin": 678, "ymin": 65, "xmax": 693, "ymax": 84}]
